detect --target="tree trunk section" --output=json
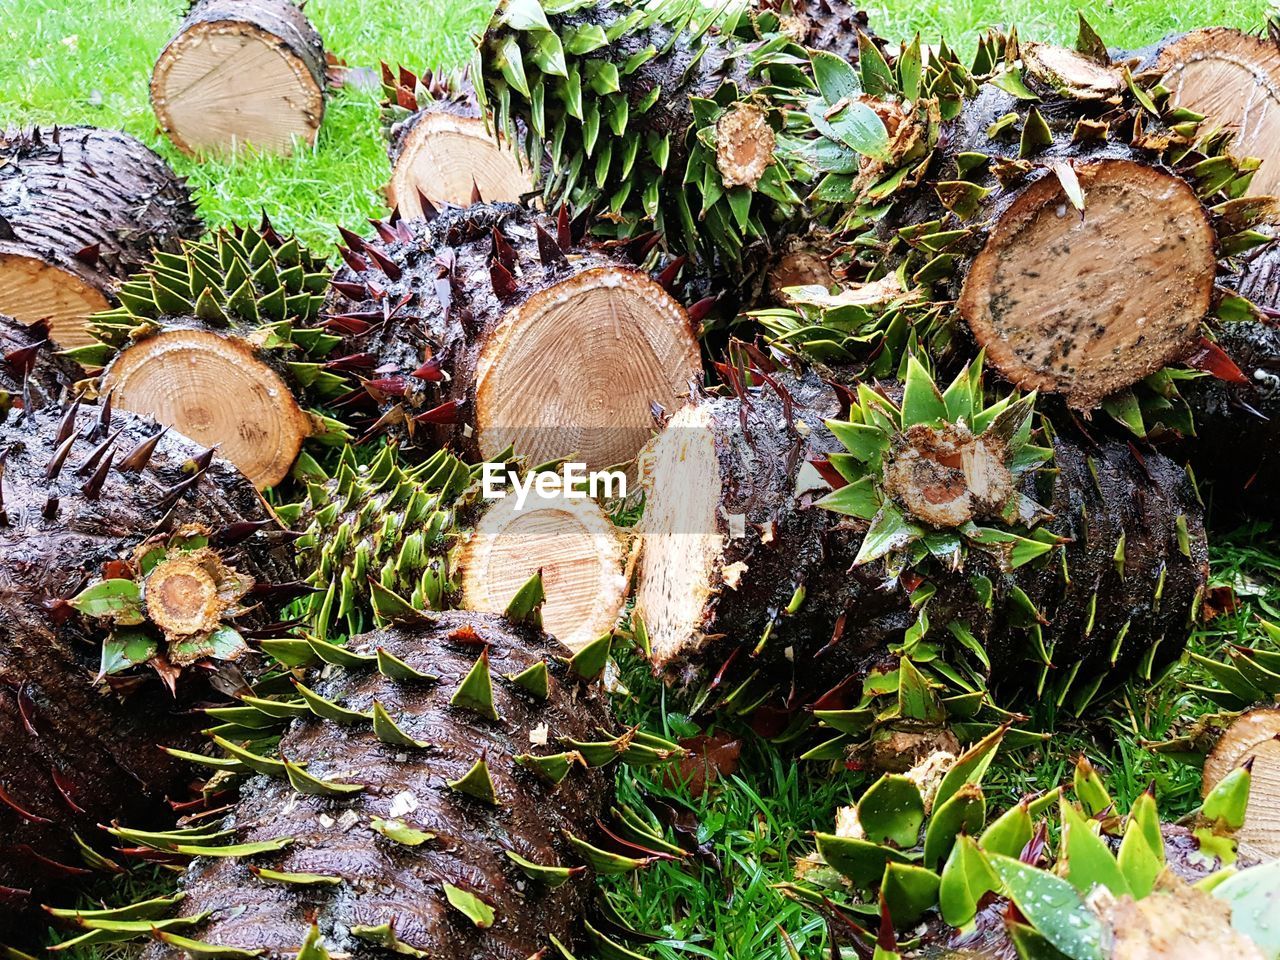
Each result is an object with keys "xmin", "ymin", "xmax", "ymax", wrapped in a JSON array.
[
  {"xmin": 103, "ymin": 324, "xmax": 316, "ymax": 490},
  {"xmin": 327, "ymin": 203, "xmax": 702, "ymax": 470},
  {"xmin": 1203, "ymin": 706, "xmax": 1280, "ymax": 861},
  {"xmin": 151, "ymin": 0, "xmax": 326, "ymax": 157},
  {"xmin": 457, "ymin": 491, "xmax": 628, "ymax": 653},
  {"xmin": 0, "ymin": 398, "xmax": 295, "ymax": 929},
  {"xmin": 0, "ymin": 126, "xmax": 200, "ymax": 351},
  {"xmin": 633, "ymin": 370, "xmax": 1207, "ymax": 713},
  {"xmin": 145, "ymin": 612, "xmax": 619, "ymax": 960},
  {"xmin": 1144, "ymin": 27, "xmax": 1280, "ymax": 196},
  {"xmin": 956, "ymin": 158, "xmax": 1216, "ymax": 408},
  {"xmin": 382, "ymin": 67, "xmax": 532, "ymax": 218}
]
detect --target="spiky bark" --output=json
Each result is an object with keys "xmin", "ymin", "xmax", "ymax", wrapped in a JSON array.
[
  {"xmin": 151, "ymin": 0, "xmax": 326, "ymax": 157},
  {"xmin": 380, "ymin": 64, "xmax": 533, "ymax": 218},
  {"xmin": 633, "ymin": 362, "xmax": 1206, "ymax": 718},
  {"xmin": 1, "ymin": 316, "xmax": 79, "ymax": 419},
  {"xmin": 0, "ymin": 125, "xmax": 200, "ymax": 352},
  {"xmin": 71, "ymin": 223, "xmax": 344, "ymax": 491},
  {"xmin": 475, "ymin": 0, "xmax": 815, "ymax": 264},
  {"xmin": 326, "ymin": 202, "xmax": 702, "ymax": 470},
  {"xmin": 104, "ymin": 610, "xmax": 676, "ymax": 960},
  {"xmin": 749, "ymin": 0, "xmax": 872, "ymax": 62},
  {"xmin": 783, "ymin": 27, "xmax": 1269, "ymax": 425},
  {"xmin": 1139, "ymin": 26, "xmax": 1280, "ymax": 197},
  {"xmin": 0, "ymin": 396, "xmax": 295, "ymax": 927}
]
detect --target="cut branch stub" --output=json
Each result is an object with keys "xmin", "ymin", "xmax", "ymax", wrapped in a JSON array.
[
  {"xmin": 0, "ymin": 126, "xmax": 200, "ymax": 351},
  {"xmin": 458, "ymin": 488, "xmax": 626, "ymax": 653},
  {"xmin": 1152, "ymin": 28, "xmax": 1280, "ymax": 197},
  {"xmin": 101, "ymin": 329, "xmax": 313, "ymax": 490},
  {"xmin": 958, "ymin": 159, "xmax": 1216, "ymax": 408},
  {"xmin": 151, "ymin": 0, "xmax": 326, "ymax": 157},
  {"xmin": 1203, "ymin": 706, "xmax": 1280, "ymax": 861}
]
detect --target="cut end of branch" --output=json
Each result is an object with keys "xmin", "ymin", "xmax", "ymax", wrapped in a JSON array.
[
  {"xmin": 633, "ymin": 403, "xmax": 724, "ymax": 668},
  {"xmin": 103, "ymin": 328, "xmax": 311, "ymax": 489},
  {"xmin": 768, "ymin": 249, "xmax": 836, "ymax": 303},
  {"xmin": 1023, "ymin": 41, "xmax": 1123, "ymax": 98},
  {"xmin": 388, "ymin": 112, "xmax": 532, "ymax": 217},
  {"xmin": 1155, "ymin": 28, "xmax": 1280, "ymax": 196},
  {"xmin": 151, "ymin": 18, "xmax": 324, "ymax": 157},
  {"xmin": 0, "ymin": 252, "xmax": 109, "ymax": 351},
  {"xmin": 1203, "ymin": 706, "xmax": 1280, "ymax": 861},
  {"xmin": 473, "ymin": 266, "xmax": 700, "ymax": 471},
  {"xmin": 883, "ymin": 422, "xmax": 1014, "ymax": 529},
  {"xmin": 958, "ymin": 159, "xmax": 1215, "ymax": 408},
  {"xmin": 715, "ymin": 103, "xmax": 776, "ymax": 190},
  {"xmin": 458, "ymin": 491, "xmax": 626, "ymax": 653}
]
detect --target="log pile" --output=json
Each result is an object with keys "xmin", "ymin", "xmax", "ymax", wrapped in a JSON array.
[{"xmin": 10, "ymin": 5, "xmax": 1280, "ymax": 957}]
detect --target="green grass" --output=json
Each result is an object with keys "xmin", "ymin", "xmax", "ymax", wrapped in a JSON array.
[
  {"xmin": 3, "ymin": 0, "xmax": 1277, "ymax": 957},
  {"xmin": 1, "ymin": 0, "xmax": 1271, "ymax": 250}
]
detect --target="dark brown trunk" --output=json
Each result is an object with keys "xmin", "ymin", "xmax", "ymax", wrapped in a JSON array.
[
  {"xmin": 634, "ymin": 369, "xmax": 1207, "ymax": 716},
  {"xmin": 0, "ymin": 126, "xmax": 200, "ymax": 351},
  {"xmin": 151, "ymin": 0, "xmax": 326, "ymax": 157},
  {"xmin": 144, "ymin": 612, "xmax": 630, "ymax": 960},
  {"xmin": 327, "ymin": 203, "xmax": 702, "ymax": 471},
  {"xmin": 0, "ymin": 397, "xmax": 295, "ymax": 929},
  {"xmin": 1, "ymin": 315, "xmax": 79, "ymax": 417}
]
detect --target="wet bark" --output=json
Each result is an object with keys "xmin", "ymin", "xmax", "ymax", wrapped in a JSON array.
[
  {"xmin": 0, "ymin": 125, "xmax": 200, "ymax": 299},
  {"xmin": 150, "ymin": 612, "xmax": 616, "ymax": 960},
  {"xmin": 1, "ymin": 316, "xmax": 79, "ymax": 416},
  {"xmin": 0, "ymin": 399, "xmax": 295, "ymax": 926}
]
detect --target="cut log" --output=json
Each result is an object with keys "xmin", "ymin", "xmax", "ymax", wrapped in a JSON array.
[
  {"xmin": 381, "ymin": 66, "xmax": 532, "ymax": 218},
  {"xmin": 633, "ymin": 365, "xmax": 1206, "ymax": 713},
  {"xmin": 0, "ymin": 397, "xmax": 295, "ymax": 928},
  {"xmin": 118, "ymin": 612, "xmax": 667, "ymax": 960},
  {"xmin": 151, "ymin": 0, "xmax": 326, "ymax": 157},
  {"xmin": 458, "ymin": 490, "xmax": 627, "ymax": 653},
  {"xmin": 1149, "ymin": 28, "xmax": 1280, "ymax": 196},
  {"xmin": 1203, "ymin": 707, "xmax": 1280, "ymax": 861},
  {"xmin": 0, "ymin": 126, "xmax": 200, "ymax": 351},
  {"xmin": 103, "ymin": 328, "xmax": 314, "ymax": 489},
  {"xmin": 788, "ymin": 38, "xmax": 1260, "ymax": 416},
  {"xmin": 327, "ymin": 203, "xmax": 702, "ymax": 470},
  {"xmin": 89, "ymin": 224, "xmax": 338, "ymax": 491},
  {"xmin": 957, "ymin": 158, "xmax": 1217, "ymax": 408}
]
